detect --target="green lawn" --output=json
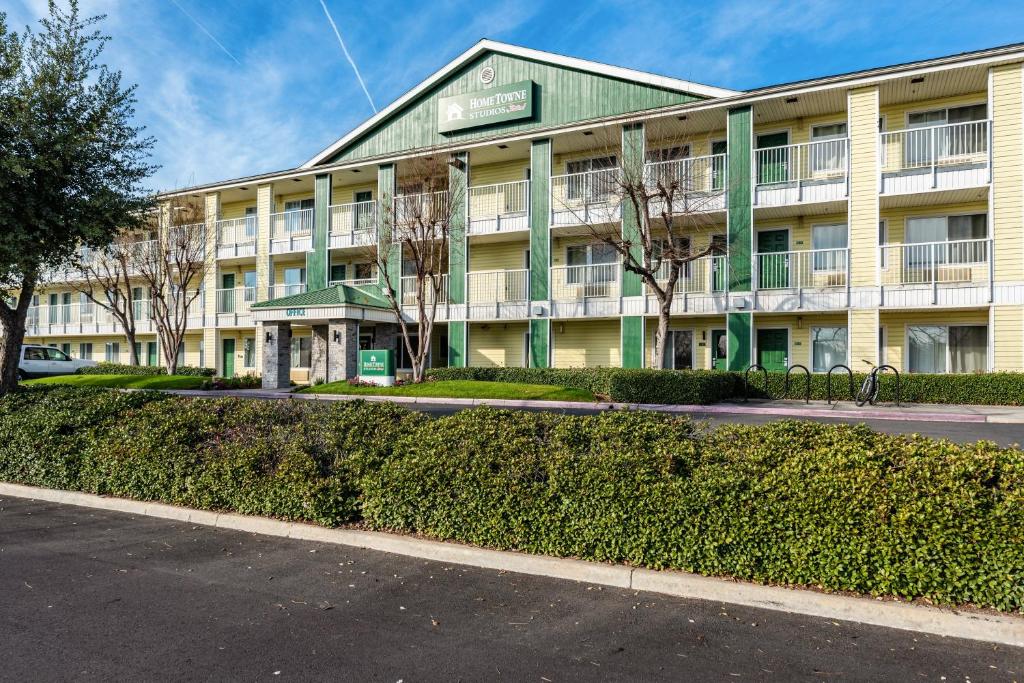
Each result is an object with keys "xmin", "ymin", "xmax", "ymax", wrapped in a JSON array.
[
  {"xmin": 25, "ymin": 374, "xmax": 207, "ymax": 390},
  {"xmin": 299, "ymin": 379, "xmax": 595, "ymax": 402}
]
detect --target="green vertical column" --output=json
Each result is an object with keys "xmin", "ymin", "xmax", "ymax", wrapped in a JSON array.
[
  {"xmin": 726, "ymin": 107, "xmax": 753, "ymax": 371},
  {"xmin": 308, "ymin": 173, "xmax": 331, "ymax": 291},
  {"xmin": 528, "ymin": 138, "xmax": 551, "ymax": 368},
  {"xmin": 377, "ymin": 163, "xmax": 399, "ymax": 295},
  {"xmin": 727, "ymin": 312, "xmax": 752, "ymax": 371},
  {"xmin": 448, "ymin": 151, "xmax": 468, "ymax": 367},
  {"xmin": 727, "ymin": 106, "xmax": 753, "ymax": 292},
  {"xmin": 620, "ymin": 123, "xmax": 645, "ymax": 367}
]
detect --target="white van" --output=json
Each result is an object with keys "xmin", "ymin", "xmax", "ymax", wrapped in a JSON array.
[{"xmin": 18, "ymin": 344, "xmax": 98, "ymax": 379}]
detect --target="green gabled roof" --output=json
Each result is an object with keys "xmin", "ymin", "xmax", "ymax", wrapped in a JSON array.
[{"xmin": 251, "ymin": 284, "xmax": 391, "ymax": 310}]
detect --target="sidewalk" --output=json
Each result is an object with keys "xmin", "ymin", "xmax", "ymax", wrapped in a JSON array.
[{"xmin": 159, "ymin": 387, "xmax": 1024, "ymax": 424}]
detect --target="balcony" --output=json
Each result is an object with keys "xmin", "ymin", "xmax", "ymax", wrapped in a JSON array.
[
  {"xmin": 269, "ymin": 209, "xmax": 313, "ymax": 254},
  {"xmin": 754, "ymin": 139, "xmax": 848, "ymax": 207},
  {"xmin": 329, "ymin": 278, "xmax": 377, "ymax": 289},
  {"xmin": 26, "ymin": 300, "xmax": 155, "ymax": 336},
  {"xmin": 753, "ymin": 248, "xmax": 849, "ymax": 311},
  {"xmin": 644, "ymin": 153, "xmax": 728, "ymax": 214},
  {"xmin": 550, "ymin": 263, "xmax": 619, "ymax": 300},
  {"xmin": 400, "ymin": 274, "xmax": 449, "ymax": 307},
  {"xmin": 216, "ymin": 217, "xmax": 257, "ymax": 259},
  {"xmin": 468, "ymin": 180, "xmax": 530, "ymax": 235},
  {"xmin": 649, "ymin": 255, "xmax": 729, "ymax": 295},
  {"xmin": 394, "ymin": 191, "xmax": 450, "ymax": 230},
  {"xmin": 880, "ymin": 121, "xmax": 990, "ymax": 195},
  {"xmin": 879, "ymin": 238, "xmax": 992, "ymax": 307},
  {"xmin": 465, "ymin": 268, "xmax": 529, "ymax": 319},
  {"xmin": 550, "ymin": 167, "xmax": 621, "ymax": 227},
  {"xmin": 329, "ymin": 201, "xmax": 377, "ymax": 249},
  {"xmin": 269, "ymin": 283, "xmax": 307, "ymax": 300}
]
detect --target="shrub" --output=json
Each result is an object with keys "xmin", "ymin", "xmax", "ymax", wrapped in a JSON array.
[
  {"xmin": 3, "ymin": 387, "xmax": 1022, "ymax": 611},
  {"xmin": 78, "ymin": 362, "xmax": 166, "ymax": 376},
  {"xmin": 201, "ymin": 375, "xmax": 262, "ymax": 390},
  {"xmin": 175, "ymin": 366, "xmax": 216, "ymax": 377}
]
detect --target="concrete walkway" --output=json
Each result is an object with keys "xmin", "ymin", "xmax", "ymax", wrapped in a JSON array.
[{"xmin": 159, "ymin": 387, "xmax": 1024, "ymax": 424}]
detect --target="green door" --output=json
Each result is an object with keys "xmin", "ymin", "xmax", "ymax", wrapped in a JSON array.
[
  {"xmin": 756, "ymin": 131, "xmax": 790, "ymax": 184},
  {"xmin": 757, "ymin": 229, "xmax": 790, "ymax": 289},
  {"xmin": 147, "ymin": 341, "xmax": 157, "ymax": 367},
  {"xmin": 757, "ymin": 328, "xmax": 789, "ymax": 373},
  {"xmin": 222, "ymin": 338, "xmax": 235, "ymax": 378},
  {"xmin": 711, "ymin": 140, "xmax": 728, "ymax": 190},
  {"xmin": 221, "ymin": 273, "xmax": 235, "ymax": 314},
  {"xmin": 711, "ymin": 329, "xmax": 728, "ymax": 370}
]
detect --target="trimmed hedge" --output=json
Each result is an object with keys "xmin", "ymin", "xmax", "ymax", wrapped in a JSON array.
[
  {"xmin": 2, "ymin": 387, "xmax": 1022, "ymax": 611},
  {"xmin": 427, "ymin": 366, "xmax": 1024, "ymax": 406},
  {"xmin": 76, "ymin": 362, "xmax": 215, "ymax": 377}
]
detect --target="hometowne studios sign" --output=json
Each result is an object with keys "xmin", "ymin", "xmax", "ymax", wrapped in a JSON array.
[{"xmin": 438, "ymin": 80, "xmax": 534, "ymax": 133}]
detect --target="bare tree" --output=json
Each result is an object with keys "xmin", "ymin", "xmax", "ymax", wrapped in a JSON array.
[
  {"xmin": 552, "ymin": 124, "xmax": 726, "ymax": 369},
  {"xmin": 132, "ymin": 196, "xmax": 207, "ymax": 374},
  {"xmin": 68, "ymin": 232, "xmax": 147, "ymax": 365},
  {"xmin": 373, "ymin": 155, "xmax": 464, "ymax": 383}
]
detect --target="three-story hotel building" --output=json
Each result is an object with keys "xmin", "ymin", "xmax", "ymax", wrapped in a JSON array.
[{"xmin": 25, "ymin": 40, "xmax": 1024, "ymax": 383}]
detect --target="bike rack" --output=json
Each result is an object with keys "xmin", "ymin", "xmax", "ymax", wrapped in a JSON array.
[
  {"xmin": 876, "ymin": 364, "xmax": 901, "ymax": 406},
  {"xmin": 784, "ymin": 364, "xmax": 810, "ymax": 404},
  {"xmin": 826, "ymin": 364, "xmax": 855, "ymax": 405},
  {"xmin": 743, "ymin": 364, "xmax": 768, "ymax": 402}
]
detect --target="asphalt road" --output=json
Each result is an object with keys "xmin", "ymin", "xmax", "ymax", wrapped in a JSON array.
[
  {"xmin": 398, "ymin": 401, "xmax": 1024, "ymax": 447},
  {"xmin": 2, "ymin": 498, "xmax": 1021, "ymax": 682}
]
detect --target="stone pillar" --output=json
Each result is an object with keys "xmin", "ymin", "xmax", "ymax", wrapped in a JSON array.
[
  {"xmin": 310, "ymin": 324, "xmax": 329, "ymax": 384},
  {"xmin": 261, "ymin": 321, "xmax": 291, "ymax": 389},
  {"xmin": 328, "ymin": 319, "xmax": 359, "ymax": 382}
]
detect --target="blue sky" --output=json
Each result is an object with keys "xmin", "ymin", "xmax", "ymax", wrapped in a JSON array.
[{"xmin": 6, "ymin": 0, "xmax": 1023, "ymax": 191}]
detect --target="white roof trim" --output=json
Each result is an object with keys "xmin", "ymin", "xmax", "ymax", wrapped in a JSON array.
[{"xmin": 301, "ymin": 39, "xmax": 737, "ymax": 169}]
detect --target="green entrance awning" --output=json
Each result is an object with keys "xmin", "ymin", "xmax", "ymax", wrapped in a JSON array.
[{"xmin": 251, "ymin": 283, "xmax": 392, "ymax": 310}]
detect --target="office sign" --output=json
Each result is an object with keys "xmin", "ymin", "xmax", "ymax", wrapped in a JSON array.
[
  {"xmin": 438, "ymin": 80, "xmax": 534, "ymax": 133},
  {"xmin": 285, "ymin": 308, "xmax": 306, "ymax": 317},
  {"xmin": 359, "ymin": 349, "xmax": 396, "ymax": 386}
]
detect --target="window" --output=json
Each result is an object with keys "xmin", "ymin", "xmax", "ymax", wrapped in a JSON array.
[
  {"xmin": 58, "ymin": 344, "xmax": 72, "ymax": 358},
  {"xmin": 25, "ymin": 347, "xmax": 46, "ymax": 361},
  {"xmin": 907, "ymin": 325, "xmax": 987, "ymax": 373},
  {"xmin": 283, "ymin": 198, "xmax": 314, "ymax": 233},
  {"xmin": 79, "ymin": 343, "xmax": 93, "ymax": 360},
  {"xmin": 811, "ymin": 223, "xmax": 848, "ymax": 271},
  {"xmin": 665, "ymin": 330, "xmax": 694, "ymax": 370},
  {"xmin": 330, "ymin": 264, "xmax": 346, "ymax": 283},
  {"xmin": 906, "ymin": 104, "xmax": 987, "ymax": 164},
  {"xmin": 811, "ymin": 327, "xmax": 848, "ymax": 372},
  {"xmin": 353, "ymin": 191, "xmax": 374, "ymax": 229},
  {"xmin": 879, "ymin": 221, "xmax": 888, "ymax": 268},
  {"xmin": 104, "ymin": 342, "xmax": 120, "ymax": 363},
  {"xmin": 566, "ymin": 244, "xmax": 616, "ymax": 282},
  {"xmin": 243, "ymin": 337, "xmax": 255, "ymax": 368},
  {"xmin": 244, "ymin": 206, "xmax": 257, "ymax": 238},
  {"xmin": 79, "ymin": 293, "xmax": 94, "ymax": 323},
  {"xmin": 397, "ymin": 335, "xmax": 419, "ymax": 370},
  {"xmin": 282, "ymin": 267, "xmax": 305, "ymax": 296},
  {"xmin": 176, "ymin": 342, "xmax": 185, "ymax": 368},
  {"xmin": 810, "ymin": 123, "xmax": 847, "ymax": 174},
  {"xmin": 354, "ymin": 263, "xmax": 374, "ymax": 281},
  {"xmin": 565, "ymin": 156, "xmax": 617, "ymax": 201},
  {"xmin": 905, "ymin": 214, "xmax": 987, "ymax": 266},
  {"xmin": 290, "ymin": 336, "xmax": 311, "ymax": 368}
]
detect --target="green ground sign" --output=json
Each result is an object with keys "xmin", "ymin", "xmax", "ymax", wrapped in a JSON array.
[
  {"xmin": 359, "ymin": 349, "xmax": 395, "ymax": 386},
  {"xmin": 438, "ymin": 81, "xmax": 534, "ymax": 133}
]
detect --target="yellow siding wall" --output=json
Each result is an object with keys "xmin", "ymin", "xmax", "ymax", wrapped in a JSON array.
[
  {"xmin": 330, "ymin": 181, "xmax": 377, "ymax": 205},
  {"xmin": 849, "ymin": 309, "xmax": 879, "ymax": 368},
  {"xmin": 879, "ymin": 91, "xmax": 988, "ymax": 132},
  {"xmin": 274, "ymin": 191, "xmax": 314, "ymax": 212},
  {"xmin": 470, "ymin": 159, "xmax": 529, "ymax": 186},
  {"xmin": 203, "ymin": 192, "xmax": 220, "ymax": 369},
  {"xmin": 848, "ymin": 87, "xmax": 880, "ymax": 287},
  {"xmin": 992, "ymin": 305, "xmax": 1024, "ymax": 371},
  {"xmin": 879, "ymin": 308, "xmax": 989, "ymax": 370},
  {"xmin": 753, "ymin": 114, "xmax": 846, "ymax": 146},
  {"xmin": 469, "ymin": 322, "xmax": 527, "ymax": 367},
  {"xmin": 220, "ymin": 199, "xmax": 256, "ymax": 220},
  {"xmin": 469, "ymin": 240, "xmax": 529, "ymax": 271},
  {"xmin": 256, "ymin": 184, "xmax": 273, "ymax": 303},
  {"xmin": 990, "ymin": 65, "xmax": 1023, "ymax": 281},
  {"xmin": 553, "ymin": 319, "xmax": 620, "ymax": 368}
]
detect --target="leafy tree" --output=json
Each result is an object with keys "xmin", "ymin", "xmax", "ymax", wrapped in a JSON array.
[{"xmin": 0, "ymin": 1, "xmax": 155, "ymax": 392}]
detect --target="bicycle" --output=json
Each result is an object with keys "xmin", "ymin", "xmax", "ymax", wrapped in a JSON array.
[{"xmin": 855, "ymin": 359, "xmax": 881, "ymax": 406}]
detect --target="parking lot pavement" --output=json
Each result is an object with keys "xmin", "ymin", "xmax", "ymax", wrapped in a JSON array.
[{"xmin": 2, "ymin": 497, "xmax": 1021, "ymax": 681}]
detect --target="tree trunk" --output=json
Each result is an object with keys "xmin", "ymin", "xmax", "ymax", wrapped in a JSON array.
[
  {"xmin": 652, "ymin": 306, "xmax": 671, "ymax": 370},
  {"xmin": 127, "ymin": 332, "xmax": 140, "ymax": 365},
  {"xmin": 0, "ymin": 271, "xmax": 38, "ymax": 395}
]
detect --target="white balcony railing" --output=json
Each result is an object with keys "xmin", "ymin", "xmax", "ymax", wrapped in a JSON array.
[
  {"xmin": 400, "ymin": 274, "xmax": 449, "ymax": 307},
  {"xmin": 649, "ymin": 255, "xmax": 729, "ymax": 295},
  {"xmin": 394, "ymin": 191, "xmax": 449, "ymax": 227},
  {"xmin": 551, "ymin": 167, "xmax": 622, "ymax": 226},
  {"xmin": 468, "ymin": 180, "xmax": 530, "ymax": 234},
  {"xmin": 644, "ymin": 154, "xmax": 728, "ymax": 213},
  {"xmin": 754, "ymin": 248, "xmax": 849, "ymax": 290},
  {"xmin": 753, "ymin": 139, "xmax": 848, "ymax": 206},
  {"xmin": 269, "ymin": 283, "xmax": 307, "ymax": 300},
  {"xmin": 26, "ymin": 300, "xmax": 155, "ymax": 332},
  {"xmin": 880, "ymin": 121, "xmax": 990, "ymax": 193},
  {"xmin": 880, "ymin": 238, "xmax": 991, "ymax": 287},
  {"xmin": 269, "ymin": 209, "xmax": 314, "ymax": 254},
  {"xmin": 216, "ymin": 217, "xmax": 257, "ymax": 258},
  {"xmin": 466, "ymin": 269, "xmax": 529, "ymax": 304},
  {"xmin": 550, "ymin": 263, "xmax": 620, "ymax": 299},
  {"xmin": 330, "ymin": 278, "xmax": 377, "ymax": 289},
  {"xmin": 216, "ymin": 287, "xmax": 256, "ymax": 315},
  {"xmin": 329, "ymin": 201, "xmax": 377, "ymax": 248}
]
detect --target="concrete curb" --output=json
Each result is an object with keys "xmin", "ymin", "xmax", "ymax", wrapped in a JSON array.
[
  {"xmin": 2, "ymin": 481, "xmax": 1021, "ymax": 648},
  {"xmin": 159, "ymin": 389, "xmax": 1009, "ymax": 423}
]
